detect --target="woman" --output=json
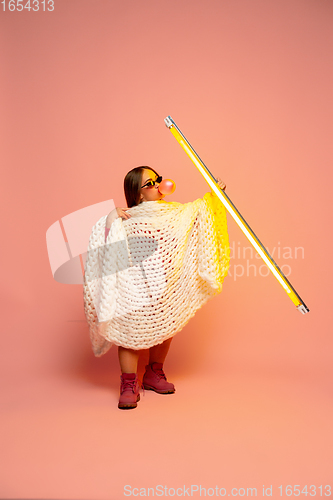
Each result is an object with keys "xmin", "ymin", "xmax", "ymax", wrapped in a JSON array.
[{"xmin": 83, "ymin": 166, "xmax": 229, "ymax": 410}]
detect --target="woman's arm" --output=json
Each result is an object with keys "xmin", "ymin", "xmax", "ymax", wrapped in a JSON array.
[
  {"xmin": 105, "ymin": 207, "xmax": 132, "ymax": 242},
  {"xmin": 214, "ymin": 177, "xmax": 226, "ymax": 191},
  {"xmin": 106, "ymin": 209, "xmax": 118, "ymax": 229},
  {"xmin": 106, "ymin": 207, "xmax": 132, "ymax": 228}
]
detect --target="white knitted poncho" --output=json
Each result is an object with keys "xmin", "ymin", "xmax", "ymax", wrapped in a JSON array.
[{"xmin": 83, "ymin": 192, "xmax": 230, "ymax": 356}]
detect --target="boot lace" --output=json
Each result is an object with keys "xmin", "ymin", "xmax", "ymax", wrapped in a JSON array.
[
  {"xmin": 121, "ymin": 377, "xmax": 145, "ymax": 397},
  {"xmin": 121, "ymin": 378, "xmax": 136, "ymax": 393},
  {"xmin": 153, "ymin": 367, "xmax": 167, "ymax": 381}
]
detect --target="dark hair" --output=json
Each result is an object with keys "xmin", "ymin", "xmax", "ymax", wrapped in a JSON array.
[{"xmin": 124, "ymin": 166, "xmax": 160, "ymax": 208}]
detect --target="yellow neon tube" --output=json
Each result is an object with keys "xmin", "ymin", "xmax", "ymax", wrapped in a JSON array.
[{"xmin": 164, "ymin": 116, "xmax": 309, "ymax": 315}]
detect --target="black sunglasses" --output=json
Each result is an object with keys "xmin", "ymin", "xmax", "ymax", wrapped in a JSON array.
[{"xmin": 141, "ymin": 175, "xmax": 163, "ymax": 189}]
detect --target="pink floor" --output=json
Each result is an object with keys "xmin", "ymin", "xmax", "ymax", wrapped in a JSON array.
[{"xmin": 1, "ymin": 361, "xmax": 332, "ymax": 499}]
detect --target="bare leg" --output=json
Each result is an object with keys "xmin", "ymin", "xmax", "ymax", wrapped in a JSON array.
[
  {"xmin": 149, "ymin": 337, "xmax": 173, "ymax": 364},
  {"xmin": 118, "ymin": 346, "xmax": 140, "ymax": 374}
]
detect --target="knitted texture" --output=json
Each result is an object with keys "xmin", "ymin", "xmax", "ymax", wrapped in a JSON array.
[{"xmin": 83, "ymin": 192, "xmax": 230, "ymax": 356}]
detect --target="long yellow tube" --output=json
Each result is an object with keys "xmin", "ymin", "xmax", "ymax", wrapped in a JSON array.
[{"xmin": 164, "ymin": 116, "xmax": 309, "ymax": 314}]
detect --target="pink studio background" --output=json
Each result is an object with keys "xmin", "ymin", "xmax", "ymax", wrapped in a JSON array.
[{"xmin": 1, "ymin": 0, "xmax": 332, "ymax": 498}]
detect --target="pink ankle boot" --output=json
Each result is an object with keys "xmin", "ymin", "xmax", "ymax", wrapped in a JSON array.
[
  {"xmin": 118, "ymin": 373, "xmax": 141, "ymax": 409},
  {"xmin": 143, "ymin": 362, "xmax": 175, "ymax": 394}
]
